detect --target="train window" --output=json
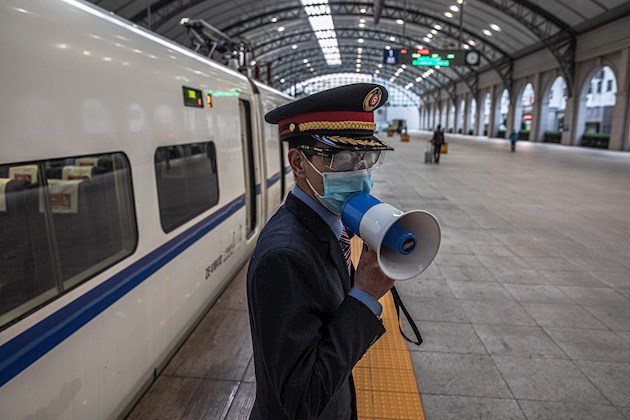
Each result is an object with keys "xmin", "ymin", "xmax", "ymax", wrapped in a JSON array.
[
  {"xmin": 0, "ymin": 153, "xmax": 137, "ymax": 329},
  {"xmin": 154, "ymin": 142, "xmax": 219, "ymax": 233}
]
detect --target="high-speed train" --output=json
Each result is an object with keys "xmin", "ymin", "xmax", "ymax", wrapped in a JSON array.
[{"xmin": 0, "ymin": 0, "xmax": 292, "ymax": 417}]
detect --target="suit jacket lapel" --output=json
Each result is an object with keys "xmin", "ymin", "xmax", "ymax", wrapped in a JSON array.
[{"xmin": 284, "ymin": 193, "xmax": 351, "ymax": 293}]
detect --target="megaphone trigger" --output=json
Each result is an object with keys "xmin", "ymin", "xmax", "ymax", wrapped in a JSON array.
[{"xmin": 341, "ymin": 192, "xmax": 441, "ymax": 281}]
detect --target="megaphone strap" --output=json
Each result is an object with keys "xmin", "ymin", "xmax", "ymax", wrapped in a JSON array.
[{"xmin": 391, "ymin": 286, "xmax": 423, "ymax": 346}]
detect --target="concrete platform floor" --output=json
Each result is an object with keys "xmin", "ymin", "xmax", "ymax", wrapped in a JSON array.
[
  {"xmin": 378, "ymin": 131, "xmax": 630, "ymax": 420},
  {"xmin": 128, "ymin": 131, "xmax": 630, "ymax": 420}
]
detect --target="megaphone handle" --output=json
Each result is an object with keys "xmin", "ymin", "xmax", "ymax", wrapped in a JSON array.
[{"xmin": 390, "ymin": 286, "xmax": 423, "ymax": 346}]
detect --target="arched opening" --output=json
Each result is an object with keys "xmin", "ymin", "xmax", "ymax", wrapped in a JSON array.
[
  {"xmin": 540, "ymin": 77, "xmax": 567, "ymax": 143},
  {"xmin": 576, "ymin": 66, "xmax": 617, "ymax": 148},
  {"xmin": 514, "ymin": 83, "xmax": 535, "ymax": 140},
  {"xmin": 447, "ymin": 101, "xmax": 456, "ymax": 133},
  {"xmin": 468, "ymin": 98, "xmax": 477, "ymax": 135},
  {"xmin": 495, "ymin": 89, "xmax": 510, "ymax": 138},
  {"xmin": 457, "ymin": 98, "xmax": 465, "ymax": 134},
  {"xmin": 481, "ymin": 93, "xmax": 491, "ymax": 136}
]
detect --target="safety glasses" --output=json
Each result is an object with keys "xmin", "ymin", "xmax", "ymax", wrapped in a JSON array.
[{"xmin": 299, "ymin": 145, "xmax": 385, "ymax": 172}]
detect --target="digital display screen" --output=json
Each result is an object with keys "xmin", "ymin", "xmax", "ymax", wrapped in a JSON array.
[
  {"xmin": 182, "ymin": 86, "xmax": 203, "ymax": 108},
  {"xmin": 383, "ymin": 48, "xmax": 480, "ymax": 67}
]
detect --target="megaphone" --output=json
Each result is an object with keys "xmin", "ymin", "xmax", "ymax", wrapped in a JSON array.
[{"xmin": 341, "ymin": 192, "xmax": 441, "ymax": 280}]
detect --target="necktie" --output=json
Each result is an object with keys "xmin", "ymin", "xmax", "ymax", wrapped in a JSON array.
[{"xmin": 340, "ymin": 228, "xmax": 352, "ymax": 276}]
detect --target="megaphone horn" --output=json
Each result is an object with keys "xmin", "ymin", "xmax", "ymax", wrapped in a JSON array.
[{"xmin": 341, "ymin": 192, "xmax": 441, "ymax": 281}]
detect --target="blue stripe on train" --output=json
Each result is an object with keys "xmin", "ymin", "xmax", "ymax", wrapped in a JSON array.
[{"xmin": 0, "ymin": 168, "xmax": 287, "ymax": 388}]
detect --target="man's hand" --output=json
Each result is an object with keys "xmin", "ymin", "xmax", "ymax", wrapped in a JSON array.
[{"xmin": 354, "ymin": 249, "xmax": 395, "ymax": 300}]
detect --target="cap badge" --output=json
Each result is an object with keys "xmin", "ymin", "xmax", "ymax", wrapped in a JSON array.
[
  {"xmin": 363, "ymin": 87, "xmax": 382, "ymax": 111},
  {"xmin": 289, "ymin": 123, "xmax": 296, "ymax": 132}
]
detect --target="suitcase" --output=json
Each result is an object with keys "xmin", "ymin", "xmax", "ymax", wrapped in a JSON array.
[{"xmin": 424, "ymin": 142, "xmax": 433, "ymax": 164}]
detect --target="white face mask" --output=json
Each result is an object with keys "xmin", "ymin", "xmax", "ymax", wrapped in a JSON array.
[{"xmin": 302, "ymin": 152, "xmax": 373, "ymax": 215}]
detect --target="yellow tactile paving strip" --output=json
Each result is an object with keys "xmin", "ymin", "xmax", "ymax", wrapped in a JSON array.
[{"xmin": 350, "ymin": 237, "xmax": 425, "ymax": 420}]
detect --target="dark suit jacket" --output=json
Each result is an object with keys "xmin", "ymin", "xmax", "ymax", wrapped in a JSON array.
[{"xmin": 247, "ymin": 192, "xmax": 386, "ymax": 420}]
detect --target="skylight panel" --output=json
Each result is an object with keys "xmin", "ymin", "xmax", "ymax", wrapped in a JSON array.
[{"xmin": 300, "ymin": 0, "xmax": 341, "ymax": 66}]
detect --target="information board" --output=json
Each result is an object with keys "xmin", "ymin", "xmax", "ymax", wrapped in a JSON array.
[{"xmin": 383, "ymin": 48, "xmax": 480, "ymax": 66}]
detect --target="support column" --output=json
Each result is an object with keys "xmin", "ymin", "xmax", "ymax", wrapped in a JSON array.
[
  {"xmin": 506, "ymin": 91, "xmax": 516, "ymax": 138},
  {"xmin": 463, "ymin": 93, "xmax": 470, "ymax": 135},
  {"xmin": 474, "ymin": 92, "xmax": 483, "ymax": 136},
  {"xmin": 454, "ymin": 97, "xmax": 461, "ymax": 134},
  {"xmin": 530, "ymin": 72, "xmax": 543, "ymax": 142},
  {"xmin": 610, "ymin": 48, "xmax": 630, "ymax": 150},
  {"xmin": 488, "ymin": 85, "xmax": 498, "ymax": 138}
]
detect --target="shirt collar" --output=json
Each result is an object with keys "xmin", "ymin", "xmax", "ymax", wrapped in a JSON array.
[{"xmin": 291, "ymin": 185, "xmax": 344, "ymax": 240}]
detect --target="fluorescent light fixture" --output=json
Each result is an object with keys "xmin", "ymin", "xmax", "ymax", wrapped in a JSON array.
[
  {"xmin": 483, "ymin": 29, "xmax": 492, "ymax": 36},
  {"xmin": 271, "ymin": 17, "xmax": 278, "ymax": 22},
  {"xmin": 358, "ymin": 38, "xmax": 364, "ymax": 43},
  {"xmin": 431, "ymin": 29, "xmax": 438, "ymax": 34},
  {"xmin": 423, "ymin": 37, "xmax": 431, "ymax": 42},
  {"xmin": 389, "ymin": 36, "xmax": 396, "ymax": 41},
  {"xmin": 468, "ymin": 39, "xmax": 476, "ymax": 46},
  {"xmin": 427, "ymin": 33, "xmax": 433, "ymax": 38},
  {"xmin": 433, "ymin": 24, "xmax": 442, "ymax": 30},
  {"xmin": 359, "ymin": 18, "xmax": 366, "ymax": 23},
  {"xmin": 444, "ymin": 12, "xmax": 453, "ymax": 18},
  {"xmin": 303, "ymin": 58, "xmax": 309, "ymax": 63},
  {"xmin": 360, "ymin": 8, "xmax": 366, "ymax": 13},
  {"xmin": 385, "ymin": 45, "xmax": 391, "ymax": 50},
  {"xmin": 450, "ymin": 5, "xmax": 459, "ymax": 12},
  {"xmin": 396, "ymin": 19, "xmax": 404, "ymax": 24},
  {"xmin": 292, "ymin": 44, "xmax": 298, "ymax": 49},
  {"xmin": 490, "ymin": 23, "xmax": 501, "ymax": 31},
  {"xmin": 359, "ymin": 23, "xmax": 365, "ymax": 28},
  {"xmin": 277, "ymin": 26, "xmax": 285, "ymax": 32}
]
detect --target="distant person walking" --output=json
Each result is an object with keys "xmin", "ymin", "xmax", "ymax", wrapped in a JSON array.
[
  {"xmin": 431, "ymin": 125, "xmax": 445, "ymax": 164},
  {"xmin": 509, "ymin": 130, "xmax": 518, "ymax": 152}
]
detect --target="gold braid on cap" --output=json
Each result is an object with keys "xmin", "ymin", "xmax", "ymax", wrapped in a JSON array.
[
  {"xmin": 328, "ymin": 136, "xmax": 388, "ymax": 147},
  {"xmin": 299, "ymin": 121, "xmax": 377, "ymax": 132}
]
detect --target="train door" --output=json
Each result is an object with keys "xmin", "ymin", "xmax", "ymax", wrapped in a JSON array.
[{"xmin": 239, "ymin": 98, "xmax": 257, "ymax": 238}]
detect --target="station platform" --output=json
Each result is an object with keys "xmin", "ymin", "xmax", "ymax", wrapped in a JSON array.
[{"xmin": 127, "ymin": 131, "xmax": 630, "ymax": 420}]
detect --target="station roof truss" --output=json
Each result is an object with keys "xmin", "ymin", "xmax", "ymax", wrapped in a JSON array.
[{"xmin": 91, "ymin": 0, "xmax": 630, "ymax": 100}]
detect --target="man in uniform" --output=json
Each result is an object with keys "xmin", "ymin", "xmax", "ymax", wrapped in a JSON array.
[{"xmin": 247, "ymin": 83, "xmax": 395, "ymax": 420}]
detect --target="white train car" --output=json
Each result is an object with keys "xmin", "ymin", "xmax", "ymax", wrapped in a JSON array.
[{"xmin": 0, "ymin": 0, "xmax": 292, "ymax": 418}]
